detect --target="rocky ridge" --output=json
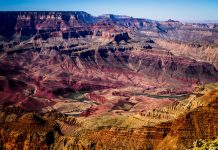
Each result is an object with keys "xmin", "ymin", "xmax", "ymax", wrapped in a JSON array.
[{"xmin": 0, "ymin": 11, "xmax": 218, "ymax": 150}]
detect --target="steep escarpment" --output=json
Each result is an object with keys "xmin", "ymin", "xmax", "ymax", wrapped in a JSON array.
[
  {"xmin": 1, "ymin": 47, "xmax": 217, "ymax": 100},
  {"xmin": 0, "ymin": 11, "xmax": 217, "ymax": 43},
  {"xmin": 0, "ymin": 83, "xmax": 218, "ymax": 150},
  {"xmin": 72, "ymin": 105, "xmax": 218, "ymax": 150},
  {"xmin": 0, "ymin": 37, "xmax": 218, "ymax": 116},
  {"xmin": 0, "ymin": 106, "xmax": 79, "ymax": 150},
  {"xmin": 156, "ymin": 39, "xmax": 218, "ymax": 69},
  {"xmin": 0, "ymin": 11, "xmax": 94, "ymax": 40},
  {"xmin": 59, "ymin": 83, "xmax": 218, "ymax": 149},
  {"xmin": 0, "ymin": 11, "xmax": 218, "ymax": 150}
]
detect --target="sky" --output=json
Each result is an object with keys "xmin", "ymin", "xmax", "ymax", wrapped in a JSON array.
[{"xmin": 0, "ymin": 0, "xmax": 217, "ymax": 21}]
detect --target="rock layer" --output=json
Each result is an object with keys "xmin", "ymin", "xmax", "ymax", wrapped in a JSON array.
[{"xmin": 0, "ymin": 11, "xmax": 218, "ymax": 150}]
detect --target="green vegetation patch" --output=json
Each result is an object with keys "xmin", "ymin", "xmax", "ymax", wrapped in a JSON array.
[
  {"xmin": 134, "ymin": 93, "xmax": 189, "ymax": 100},
  {"xmin": 64, "ymin": 91, "xmax": 88, "ymax": 102},
  {"xmin": 193, "ymin": 137, "xmax": 218, "ymax": 150}
]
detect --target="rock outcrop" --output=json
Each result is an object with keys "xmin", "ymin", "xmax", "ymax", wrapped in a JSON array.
[
  {"xmin": 0, "ymin": 83, "xmax": 218, "ymax": 150},
  {"xmin": 0, "ymin": 11, "xmax": 218, "ymax": 150}
]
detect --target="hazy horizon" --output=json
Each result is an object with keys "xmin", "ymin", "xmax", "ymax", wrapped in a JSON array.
[{"xmin": 0, "ymin": 0, "xmax": 218, "ymax": 21}]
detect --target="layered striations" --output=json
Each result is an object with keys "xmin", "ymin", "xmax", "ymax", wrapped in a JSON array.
[{"xmin": 0, "ymin": 11, "xmax": 218, "ymax": 150}]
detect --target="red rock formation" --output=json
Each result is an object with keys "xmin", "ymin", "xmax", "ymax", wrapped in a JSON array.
[
  {"xmin": 85, "ymin": 93, "xmax": 107, "ymax": 104},
  {"xmin": 0, "ymin": 88, "xmax": 217, "ymax": 149},
  {"xmin": 0, "ymin": 11, "xmax": 218, "ymax": 150}
]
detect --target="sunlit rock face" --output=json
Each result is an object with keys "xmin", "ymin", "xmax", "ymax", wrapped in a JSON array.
[{"xmin": 0, "ymin": 11, "xmax": 218, "ymax": 150}]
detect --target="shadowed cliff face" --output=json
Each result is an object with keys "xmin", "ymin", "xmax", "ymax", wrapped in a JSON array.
[
  {"xmin": 0, "ymin": 84, "xmax": 218, "ymax": 150},
  {"xmin": 0, "ymin": 12, "xmax": 218, "ymax": 42},
  {"xmin": 0, "ymin": 47, "xmax": 217, "ymax": 113},
  {"xmin": 0, "ymin": 11, "xmax": 94, "ymax": 40},
  {"xmin": 0, "ymin": 106, "xmax": 78, "ymax": 150},
  {"xmin": 0, "ymin": 11, "xmax": 218, "ymax": 150}
]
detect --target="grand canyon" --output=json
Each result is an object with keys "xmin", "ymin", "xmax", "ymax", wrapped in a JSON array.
[{"xmin": 0, "ymin": 11, "xmax": 218, "ymax": 150}]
